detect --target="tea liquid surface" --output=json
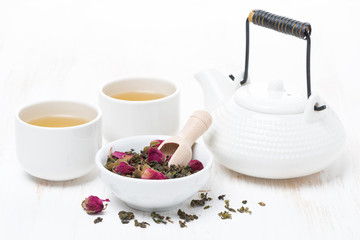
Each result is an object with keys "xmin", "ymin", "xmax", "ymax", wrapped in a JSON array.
[
  {"xmin": 111, "ymin": 91, "xmax": 166, "ymax": 101},
  {"xmin": 27, "ymin": 115, "xmax": 89, "ymax": 127}
]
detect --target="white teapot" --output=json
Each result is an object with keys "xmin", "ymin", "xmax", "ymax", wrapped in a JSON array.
[
  {"xmin": 195, "ymin": 69, "xmax": 345, "ymax": 179},
  {"xmin": 194, "ymin": 10, "xmax": 346, "ymax": 179}
]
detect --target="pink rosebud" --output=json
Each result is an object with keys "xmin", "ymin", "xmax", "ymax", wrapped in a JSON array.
[
  {"xmin": 141, "ymin": 168, "xmax": 167, "ymax": 180},
  {"xmin": 112, "ymin": 151, "xmax": 133, "ymax": 159},
  {"xmin": 147, "ymin": 148, "xmax": 165, "ymax": 164},
  {"xmin": 188, "ymin": 160, "xmax": 204, "ymax": 171},
  {"xmin": 114, "ymin": 162, "xmax": 135, "ymax": 175},
  {"xmin": 112, "ymin": 151, "xmax": 126, "ymax": 159},
  {"xmin": 81, "ymin": 195, "xmax": 110, "ymax": 214}
]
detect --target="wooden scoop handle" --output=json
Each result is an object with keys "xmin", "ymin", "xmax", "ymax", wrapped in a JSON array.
[{"xmin": 178, "ymin": 110, "xmax": 212, "ymax": 146}]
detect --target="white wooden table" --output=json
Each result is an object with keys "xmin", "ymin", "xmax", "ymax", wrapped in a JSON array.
[{"xmin": 1, "ymin": 1, "xmax": 359, "ymax": 239}]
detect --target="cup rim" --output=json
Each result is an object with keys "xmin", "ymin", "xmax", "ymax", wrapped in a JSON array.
[
  {"xmin": 95, "ymin": 135, "xmax": 212, "ymax": 183},
  {"xmin": 15, "ymin": 100, "xmax": 102, "ymax": 130},
  {"xmin": 99, "ymin": 77, "xmax": 180, "ymax": 104}
]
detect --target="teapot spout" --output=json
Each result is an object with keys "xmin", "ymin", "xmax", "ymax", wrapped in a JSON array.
[{"xmin": 194, "ymin": 69, "xmax": 240, "ymax": 111}]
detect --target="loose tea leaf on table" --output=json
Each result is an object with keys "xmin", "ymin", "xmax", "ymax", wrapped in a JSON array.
[
  {"xmin": 201, "ymin": 193, "xmax": 212, "ymax": 201},
  {"xmin": 151, "ymin": 212, "xmax": 167, "ymax": 224},
  {"xmin": 134, "ymin": 219, "xmax": 150, "ymax": 228},
  {"xmin": 258, "ymin": 202, "xmax": 266, "ymax": 206},
  {"xmin": 190, "ymin": 198, "xmax": 205, "ymax": 207},
  {"xmin": 224, "ymin": 200, "xmax": 236, "ymax": 212},
  {"xmin": 94, "ymin": 217, "xmax": 103, "ymax": 224},
  {"xmin": 177, "ymin": 209, "xmax": 198, "ymax": 222},
  {"xmin": 237, "ymin": 206, "xmax": 252, "ymax": 214},
  {"xmin": 244, "ymin": 207, "xmax": 252, "ymax": 214},
  {"xmin": 118, "ymin": 211, "xmax": 135, "ymax": 224},
  {"xmin": 237, "ymin": 206, "xmax": 245, "ymax": 213},
  {"xmin": 190, "ymin": 193, "xmax": 212, "ymax": 207},
  {"xmin": 218, "ymin": 211, "xmax": 232, "ymax": 220},
  {"xmin": 166, "ymin": 216, "xmax": 174, "ymax": 223},
  {"xmin": 218, "ymin": 194, "xmax": 226, "ymax": 200},
  {"xmin": 179, "ymin": 220, "xmax": 187, "ymax": 228}
]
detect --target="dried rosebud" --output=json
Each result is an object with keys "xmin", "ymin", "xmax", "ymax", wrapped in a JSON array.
[
  {"xmin": 114, "ymin": 162, "xmax": 135, "ymax": 175},
  {"xmin": 188, "ymin": 160, "xmax": 204, "ymax": 171},
  {"xmin": 112, "ymin": 151, "xmax": 133, "ymax": 160},
  {"xmin": 112, "ymin": 151, "xmax": 126, "ymax": 159},
  {"xmin": 150, "ymin": 140, "xmax": 164, "ymax": 147},
  {"xmin": 107, "ymin": 154, "xmax": 134, "ymax": 170},
  {"xmin": 147, "ymin": 148, "xmax": 165, "ymax": 164},
  {"xmin": 141, "ymin": 168, "xmax": 167, "ymax": 180},
  {"xmin": 81, "ymin": 195, "xmax": 110, "ymax": 214}
]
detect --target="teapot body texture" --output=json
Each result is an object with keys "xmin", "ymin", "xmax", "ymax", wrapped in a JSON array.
[{"xmin": 204, "ymin": 97, "xmax": 345, "ymax": 179}]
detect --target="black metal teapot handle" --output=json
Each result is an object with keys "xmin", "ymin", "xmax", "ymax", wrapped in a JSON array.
[{"xmin": 230, "ymin": 10, "xmax": 326, "ymax": 111}]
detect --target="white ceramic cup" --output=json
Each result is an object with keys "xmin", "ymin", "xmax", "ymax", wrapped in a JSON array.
[
  {"xmin": 15, "ymin": 100, "xmax": 102, "ymax": 181},
  {"xmin": 99, "ymin": 78, "xmax": 180, "ymax": 142}
]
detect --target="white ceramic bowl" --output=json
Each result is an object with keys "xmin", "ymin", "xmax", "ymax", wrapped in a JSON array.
[{"xmin": 95, "ymin": 135, "xmax": 212, "ymax": 212}]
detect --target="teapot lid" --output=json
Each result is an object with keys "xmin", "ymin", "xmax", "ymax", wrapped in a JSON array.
[{"xmin": 234, "ymin": 80, "xmax": 307, "ymax": 114}]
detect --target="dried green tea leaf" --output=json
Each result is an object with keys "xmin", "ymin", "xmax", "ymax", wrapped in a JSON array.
[
  {"xmin": 237, "ymin": 206, "xmax": 252, "ymax": 214},
  {"xmin": 218, "ymin": 194, "xmax": 226, "ymax": 200},
  {"xmin": 166, "ymin": 216, "xmax": 173, "ymax": 223},
  {"xmin": 177, "ymin": 209, "xmax": 198, "ymax": 222},
  {"xmin": 118, "ymin": 210, "xmax": 135, "ymax": 224},
  {"xmin": 94, "ymin": 217, "xmax": 103, "ymax": 224},
  {"xmin": 190, "ymin": 199, "xmax": 205, "ymax": 207},
  {"xmin": 134, "ymin": 219, "xmax": 150, "ymax": 228},
  {"xmin": 151, "ymin": 212, "xmax": 167, "ymax": 224},
  {"xmin": 191, "ymin": 193, "xmax": 212, "ymax": 207},
  {"xmin": 125, "ymin": 149, "xmax": 136, "ymax": 155},
  {"xmin": 163, "ymin": 164, "xmax": 193, "ymax": 179},
  {"xmin": 228, "ymin": 208, "xmax": 236, "ymax": 212},
  {"xmin": 224, "ymin": 199, "xmax": 236, "ymax": 212},
  {"xmin": 200, "ymin": 193, "xmax": 212, "ymax": 201},
  {"xmin": 204, "ymin": 205, "xmax": 211, "ymax": 209},
  {"xmin": 237, "ymin": 206, "xmax": 245, "ymax": 213},
  {"xmin": 143, "ymin": 146, "xmax": 151, "ymax": 154},
  {"xmin": 128, "ymin": 154, "xmax": 142, "ymax": 165},
  {"xmin": 179, "ymin": 220, "xmax": 187, "ymax": 228},
  {"xmin": 258, "ymin": 202, "xmax": 266, "ymax": 206},
  {"xmin": 218, "ymin": 211, "xmax": 232, "ymax": 220},
  {"xmin": 242, "ymin": 200, "xmax": 247, "ymax": 204}
]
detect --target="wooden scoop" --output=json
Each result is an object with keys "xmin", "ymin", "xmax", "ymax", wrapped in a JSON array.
[{"xmin": 159, "ymin": 110, "xmax": 212, "ymax": 166}]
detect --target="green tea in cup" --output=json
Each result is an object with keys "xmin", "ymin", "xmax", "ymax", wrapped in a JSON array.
[
  {"xmin": 27, "ymin": 115, "xmax": 89, "ymax": 127},
  {"xmin": 111, "ymin": 91, "xmax": 166, "ymax": 101}
]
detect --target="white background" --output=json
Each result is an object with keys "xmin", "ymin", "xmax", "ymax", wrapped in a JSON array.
[{"xmin": 1, "ymin": 0, "xmax": 360, "ymax": 239}]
